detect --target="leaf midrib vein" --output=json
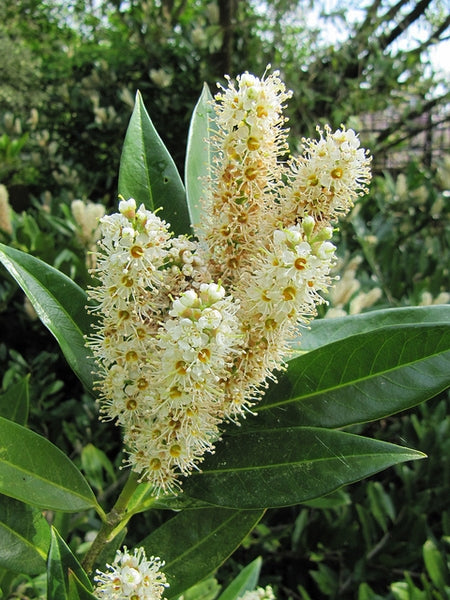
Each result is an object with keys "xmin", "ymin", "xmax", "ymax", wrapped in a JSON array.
[{"xmin": 257, "ymin": 346, "xmax": 450, "ymax": 413}]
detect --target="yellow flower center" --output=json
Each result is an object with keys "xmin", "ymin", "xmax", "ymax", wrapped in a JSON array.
[
  {"xmin": 121, "ymin": 274, "xmax": 134, "ymax": 287},
  {"xmin": 256, "ymin": 105, "xmax": 268, "ymax": 118},
  {"xmin": 244, "ymin": 166, "xmax": 259, "ymax": 181},
  {"xmin": 247, "ymin": 136, "xmax": 260, "ymax": 150},
  {"xmin": 130, "ymin": 245, "xmax": 144, "ymax": 258},
  {"xmin": 137, "ymin": 378, "xmax": 148, "ymax": 390},
  {"xmin": 331, "ymin": 167, "xmax": 343, "ymax": 179},
  {"xmin": 282, "ymin": 286, "xmax": 296, "ymax": 301},
  {"xmin": 170, "ymin": 444, "xmax": 182, "ymax": 458},
  {"xmin": 150, "ymin": 458, "xmax": 161, "ymax": 470},
  {"xmin": 169, "ymin": 386, "xmax": 182, "ymax": 398},
  {"xmin": 294, "ymin": 257, "xmax": 307, "ymax": 270},
  {"xmin": 227, "ymin": 256, "xmax": 239, "ymax": 270},
  {"xmin": 265, "ymin": 318, "xmax": 277, "ymax": 330},
  {"xmin": 198, "ymin": 348, "xmax": 211, "ymax": 363},
  {"xmin": 175, "ymin": 360, "xmax": 187, "ymax": 374}
]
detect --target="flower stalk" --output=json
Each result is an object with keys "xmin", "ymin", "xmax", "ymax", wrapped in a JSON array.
[{"xmin": 82, "ymin": 470, "xmax": 141, "ymax": 574}]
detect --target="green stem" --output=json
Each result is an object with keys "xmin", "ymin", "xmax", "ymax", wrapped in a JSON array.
[{"xmin": 82, "ymin": 469, "xmax": 141, "ymax": 574}]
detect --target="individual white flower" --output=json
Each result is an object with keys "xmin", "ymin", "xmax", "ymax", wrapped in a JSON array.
[
  {"xmin": 119, "ymin": 197, "xmax": 137, "ymax": 218},
  {"xmin": 93, "ymin": 546, "xmax": 169, "ymax": 599}
]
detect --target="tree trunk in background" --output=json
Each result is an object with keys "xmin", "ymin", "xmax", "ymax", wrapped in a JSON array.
[{"xmin": 213, "ymin": 0, "xmax": 238, "ymax": 76}]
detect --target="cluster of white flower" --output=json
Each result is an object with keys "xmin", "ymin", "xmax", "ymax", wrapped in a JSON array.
[
  {"xmin": 201, "ymin": 68, "xmax": 292, "ymax": 281},
  {"xmin": 124, "ymin": 281, "xmax": 242, "ymax": 488},
  {"xmin": 88, "ymin": 199, "xmax": 243, "ymax": 490},
  {"xmin": 325, "ymin": 255, "xmax": 383, "ymax": 318},
  {"xmin": 238, "ymin": 586, "xmax": 276, "ymax": 600},
  {"xmin": 71, "ymin": 199, "xmax": 106, "ymax": 244},
  {"xmin": 0, "ymin": 184, "xmax": 13, "ymax": 235},
  {"xmin": 87, "ymin": 68, "xmax": 371, "ymax": 493},
  {"xmin": 93, "ymin": 545, "xmax": 276, "ymax": 600},
  {"xmin": 282, "ymin": 124, "xmax": 371, "ymax": 224},
  {"xmin": 93, "ymin": 546, "xmax": 168, "ymax": 599}
]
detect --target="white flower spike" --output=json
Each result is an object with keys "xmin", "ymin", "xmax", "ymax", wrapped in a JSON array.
[
  {"xmin": 93, "ymin": 546, "xmax": 169, "ymax": 599},
  {"xmin": 87, "ymin": 67, "xmax": 371, "ymax": 494}
]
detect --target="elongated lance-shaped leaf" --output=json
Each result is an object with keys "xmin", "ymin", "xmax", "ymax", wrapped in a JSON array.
[
  {"xmin": 178, "ymin": 578, "xmax": 221, "ymax": 600},
  {"xmin": 185, "ymin": 82, "xmax": 218, "ymax": 235},
  {"xmin": 0, "ymin": 376, "xmax": 29, "ymax": 424},
  {"xmin": 182, "ymin": 427, "xmax": 425, "ymax": 509},
  {"xmin": 217, "ymin": 557, "xmax": 262, "ymax": 600},
  {"xmin": 47, "ymin": 527, "xmax": 93, "ymax": 600},
  {"xmin": 0, "ymin": 243, "xmax": 95, "ymax": 393},
  {"xmin": 118, "ymin": 90, "xmax": 191, "ymax": 236},
  {"xmin": 0, "ymin": 417, "xmax": 101, "ymax": 514},
  {"xmin": 140, "ymin": 507, "xmax": 264, "ymax": 599},
  {"xmin": 256, "ymin": 323, "xmax": 450, "ymax": 430},
  {"xmin": 422, "ymin": 539, "xmax": 450, "ymax": 592},
  {"xmin": 293, "ymin": 305, "xmax": 450, "ymax": 353},
  {"xmin": 0, "ymin": 494, "xmax": 51, "ymax": 575},
  {"xmin": 68, "ymin": 572, "xmax": 98, "ymax": 600}
]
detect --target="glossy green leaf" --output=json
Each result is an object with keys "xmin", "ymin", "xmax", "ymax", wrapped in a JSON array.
[
  {"xmin": 310, "ymin": 563, "xmax": 338, "ymax": 596},
  {"xmin": 0, "ymin": 376, "xmax": 29, "ymax": 425},
  {"xmin": 121, "ymin": 480, "xmax": 155, "ymax": 515},
  {"xmin": 185, "ymin": 82, "xmax": 217, "ymax": 234},
  {"xmin": 0, "ymin": 494, "xmax": 51, "ymax": 575},
  {"xmin": 127, "ymin": 482, "xmax": 213, "ymax": 514},
  {"xmin": 390, "ymin": 578, "xmax": 420, "ymax": 600},
  {"xmin": 182, "ymin": 427, "xmax": 424, "ymax": 509},
  {"xmin": 47, "ymin": 529, "xmax": 69, "ymax": 600},
  {"xmin": 217, "ymin": 557, "xmax": 262, "ymax": 600},
  {"xmin": 423, "ymin": 539, "xmax": 449, "ymax": 591},
  {"xmin": 178, "ymin": 577, "xmax": 221, "ymax": 600},
  {"xmin": 0, "ymin": 243, "xmax": 95, "ymax": 392},
  {"xmin": 0, "ymin": 417, "xmax": 100, "ymax": 514},
  {"xmin": 358, "ymin": 582, "xmax": 385, "ymax": 600},
  {"xmin": 68, "ymin": 571, "xmax": 98, "ymax": 600},
  {"xmin": 47, "ymin": 527, "xmax": 93, "ymax": 600},
  {"xmin": 294, "ymin": 305, "xmax": 450, "ymax": 353},
  {"xmin": 256, "ymin": 323, "xmax": 450, "ymax": 430},
  {"xmin": 80, "ymin": 443, "xmax": 116, "ymax": 493},
  {"xmin": 118, "ymin": 91, "xmax": 190, "ymax": 236},
  {"xmin": 141, "ymin": 507, "xmax": 264, "ymax": 599},
  {"xmin": 302, "ymin": 488, "xmax": 350, "ymax": 509},
  {"xmin": 366, "ymin": 481, "xmax": 395, "ymax": 533}
]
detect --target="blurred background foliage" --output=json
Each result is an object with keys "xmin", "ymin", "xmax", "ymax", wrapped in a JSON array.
[{"xmin": 0, "ymin": 0, "xmax": 449, "ymax": 598}]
